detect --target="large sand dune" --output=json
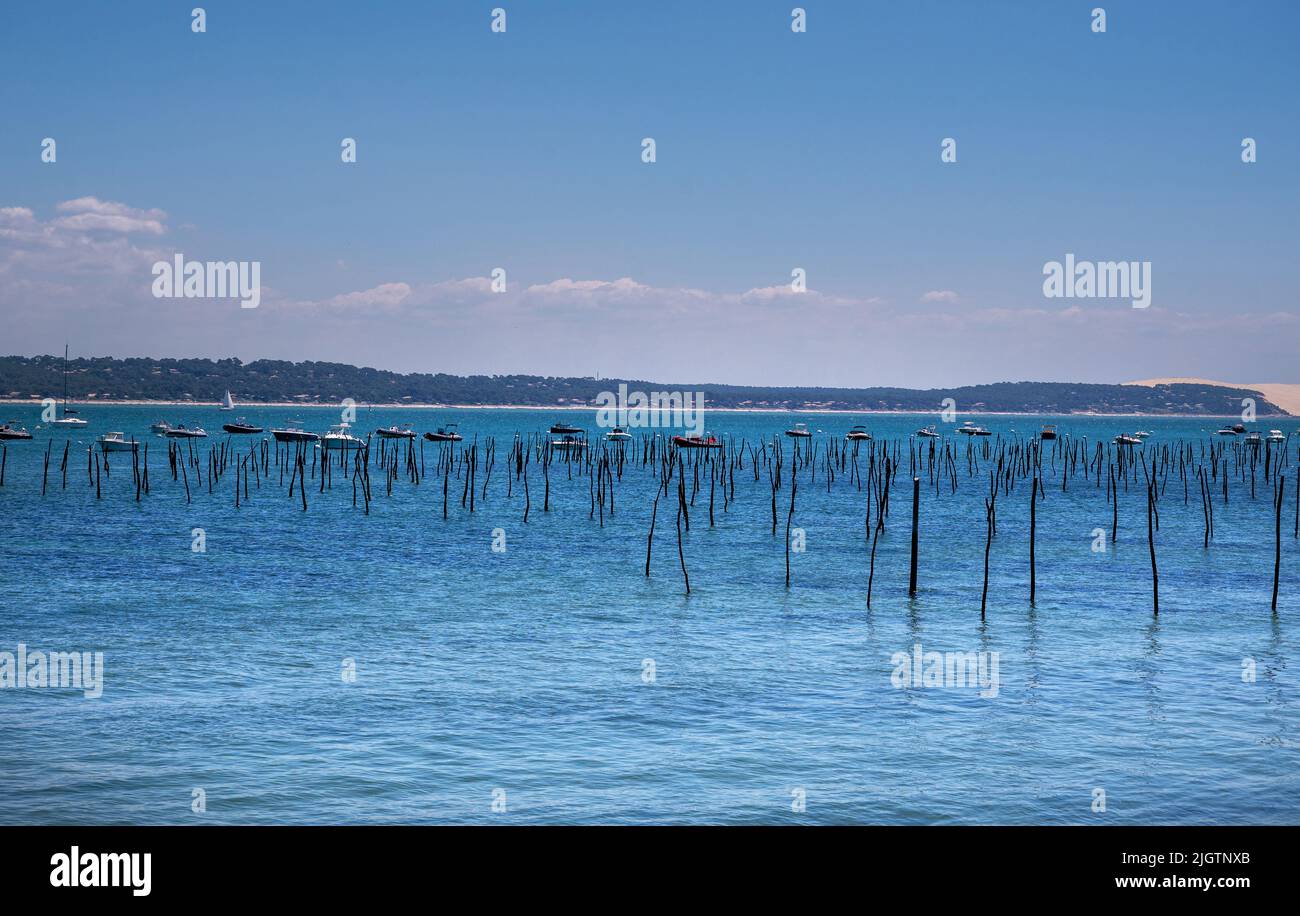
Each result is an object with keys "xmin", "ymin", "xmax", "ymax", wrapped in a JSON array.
[{"xmin": 1126, "ymin": 378, "xmax": 1300, "ymax": 416}]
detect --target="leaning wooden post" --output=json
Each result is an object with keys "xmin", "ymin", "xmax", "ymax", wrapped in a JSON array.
[
  {"xmin": 645, "ymin": 481, "xmax": 662, "ymax": 576},
  {"xmin": 908, "ymin": 476, "xmax": 920, "ymax": 596},
  {"xmin": 867, "ymin": 521, "xmax": 881, "ymax": 609}
]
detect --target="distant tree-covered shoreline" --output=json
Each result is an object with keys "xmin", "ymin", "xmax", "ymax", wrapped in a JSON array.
[{"xmin": 0, "ymin": 355, "xmax": 1287, "ymax": 416}]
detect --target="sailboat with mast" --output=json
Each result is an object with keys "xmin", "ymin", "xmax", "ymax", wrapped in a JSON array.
[
  {"xmin": 49, "ymin": 344, "xmax": 87, "ymax": 427},
  {"xmin": 220, "ymin": 390, "xmax": 235, "ymax": 411}
]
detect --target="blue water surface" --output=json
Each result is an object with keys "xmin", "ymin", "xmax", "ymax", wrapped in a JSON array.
[{"xmin": 0, "ymin": 406, "xmax": 1296, "ymax": 824}]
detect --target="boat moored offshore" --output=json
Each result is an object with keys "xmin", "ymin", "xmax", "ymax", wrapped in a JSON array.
[
  {"xmin": 551, "ymin": 433, "xmax": 587, "ymax": 451},
  {"xmin": 671, "ymin": 434, "xmax": 721, "ymax": 449},
  {"xmin": 271, "ymin": 423, "xmax": 319, "ymax": 443},
  {"xmin": 97, "ymin": 431, "xmax": 139, "ymax": 453},
  {"xmin": 222, "ymin": 419, "xmax": 263, "ymax": 434},
  {"xmin": 321, "ymin": 422, "xmax": 364, "ymax": 450},
  {"xmin": 424, "ymin": 424, "xmax": 463, "ymax": 442}
]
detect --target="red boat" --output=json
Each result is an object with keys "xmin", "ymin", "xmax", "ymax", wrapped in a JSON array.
[{"xmin": 672, "ymin": 434, "xmax": 721, "ymax": 449}]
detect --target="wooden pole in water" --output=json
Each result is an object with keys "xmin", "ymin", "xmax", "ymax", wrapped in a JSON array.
[
  {"xmin": 867, "ymin": 519, "xmax": 880, "ymax": 609},
  {"xmin": 785, "ymin": 461, "xmax": 797, "ymax": 588},
  {"xmin": 908, "ymin": 476, "xmax": 919, "ymax": 596},
  {"xmin": 1146, "ymin": 479, "xmax": 1158, "ymax": 616},
  {"xmin": 1273, "ymin": 474, "xmax": 1285, "ymax": 612},
  {"xmin": 646, "ymin": 478, "xmax": 664, "ymax": 576},
  {"xmin": 1110, "ymin": 464, "xmax": 1118, "ymax": 544},
  {"xmin": 1029, "ymin": 474, "xmax": 1038, "ymax": 606},
  {"xmin": 675, "ymin": 470, "xmax": 690, "ymax": 596},
  {"xmin": 981, "ymin": 497, "xmax": 993, "ymax": 618}
]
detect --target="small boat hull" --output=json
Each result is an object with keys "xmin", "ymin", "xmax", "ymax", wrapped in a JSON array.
[
  {"xmin": 672, "ymin": 435, "xmax": 720, "ymax": 449},
  {"xmin": 223, "ymin": 424, "xmax": 263, "ymax": 435},
  {"xmin": 272, "ymin": 430, "xmax": 319, "ymax": 443}
]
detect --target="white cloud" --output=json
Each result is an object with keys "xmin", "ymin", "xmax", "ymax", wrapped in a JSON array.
[
  {"xmin": 51, "ymin": 197, "xmax": 167, "ymax": 235},
  {"xmin": 4, "ymin": 195, "xmax": 1297, "ymax": 387}
]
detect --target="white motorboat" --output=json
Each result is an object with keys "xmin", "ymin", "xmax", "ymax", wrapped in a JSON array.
[
  {"xmin": 321, "ymin": 422, "xmax": 364, "ymax": 450},
  {"xmin": 150, "ymin": 420, "xmax": 172, "ymax": 434},
  {"xmin": 98, "ymin": 431, "xmax": 139, "ymax": 453},
  {"xmin": 784, "ymin": 422, "xmax": 812, "ymax": 438},
  {"xmin": 916, "ymin": 425, "xmax": 940, "ymax": 438},
  {"xmin": 845, "ymin": 425, "xmax": 872, "ymax": 441},
  {"xmin": 1267, "ymin": 429, "xmax": 1286, "ymax": 443},
  {"xmin": 605, "ymin": 426, "xmax": 633, "ymax": 441},
  {"xmin": 165, "ymin": 425, "xmax": 207, "ymax": 439},
  {"xmin": 551, "ymin": 434, "xmax": 587, "ymax": 451}
]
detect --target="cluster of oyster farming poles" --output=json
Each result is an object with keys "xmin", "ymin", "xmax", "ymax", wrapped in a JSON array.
[{"xmin": 3, "ymin": 426, "xmax": 1294, "ymax": 614}]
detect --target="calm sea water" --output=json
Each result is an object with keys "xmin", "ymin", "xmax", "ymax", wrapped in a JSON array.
[{"xmin": 1, "ymin": 405, "xmax": 1296, "ymax": 825}]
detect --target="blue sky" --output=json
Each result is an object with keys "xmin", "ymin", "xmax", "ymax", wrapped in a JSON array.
[{"xmin": 2, "ymin": 1, "xmax": 1297, "ymax": 386}]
